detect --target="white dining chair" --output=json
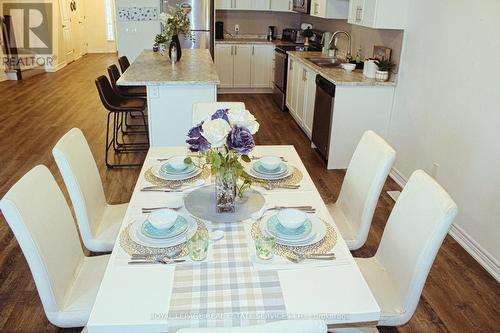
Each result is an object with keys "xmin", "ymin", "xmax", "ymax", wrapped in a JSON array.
[
  {"xmin": 355, "ymin": 170, "xmax": 458, "ymax": 326},
  {"xmin": 327, "ymin": 130, "xmax": 396, "ymax": 250},
  {"xmin": 176, "ymin": 320, "xmax": 327, "ymax": 333},
  {"xmin": 0, "ymin": 165, "xmax": 109, "ymax": 329},
  {"xmin": 52, "ymin": 128, "xmax": 127, "ymax": 252},
  {"xmin": 192, "ymin": 102, "xmax": 246, "ymax": 125}
]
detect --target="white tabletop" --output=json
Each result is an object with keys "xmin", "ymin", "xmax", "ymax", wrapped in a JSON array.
[{"xmin": 87, "ymin": 146, "xmax": 380, "ymax": 333}]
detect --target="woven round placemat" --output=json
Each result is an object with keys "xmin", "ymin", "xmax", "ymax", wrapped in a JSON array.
[
  {"xmin": 119, "ymin": 219, "xmax": 208, "ymax": 257},
  {"xmin": 249, "ymin": 166, "xmax": 303, "ymax": 188},
  {"xmin": 250, "ymin": 218, "xmax": 337, "ymax": 258},
  {"xmin": 145, "ymin": 166, "xmax": 210, "ymax": 187}
]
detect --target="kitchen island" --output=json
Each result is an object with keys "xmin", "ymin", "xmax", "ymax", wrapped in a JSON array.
[{"xmin": 118, "ymin": 49, "xmax": 219, "ymax": 146}]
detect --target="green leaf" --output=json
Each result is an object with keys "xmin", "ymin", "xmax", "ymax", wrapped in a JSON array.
[
  {"xmin": 184, "ymin": 157, "xmax": 192, "ymax": 164},
  {"xmin": 241, "ymin": 154, "xmax": 251, "ymax": 163}
]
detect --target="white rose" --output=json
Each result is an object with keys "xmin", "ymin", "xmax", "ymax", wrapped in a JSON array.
[
  {"xmin": 227, "ymin": 109, "xmax": 260, "ymax": 134},
  {"xmin": 202, "ymin": 118, "xmax": 231, "ymax": 148}
]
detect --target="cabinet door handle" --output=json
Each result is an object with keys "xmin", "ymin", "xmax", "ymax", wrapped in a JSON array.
[
  {"xmin": 290, "ymin": 60, "xmax": 293, "ymax": 70},
  {"xmin": 314, "ymin": 3, "xmax": 319, "ymax": 15},
  {"xmin": 303, "ymin": 69, "xmax": 307, "ymax": 81},
  {"xmin": 234, "ymin": 45, "xmax": 237, "ymax": 56},
  {"xmin": 252, "ymin": 46, "xmax": 254, "ymax": 55}
]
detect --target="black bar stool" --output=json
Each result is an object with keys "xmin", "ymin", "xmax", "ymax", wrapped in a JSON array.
[
  {"xmin": 95, "ymin": 75, "xmax": 149, "ymax": 168},
  {"xmin": 107, "ymin": 64, "xmax": 146, "ymax": 98},
  {"xmin": 118, "ymin": 56, "xmax": 130, "ymax": 73}
]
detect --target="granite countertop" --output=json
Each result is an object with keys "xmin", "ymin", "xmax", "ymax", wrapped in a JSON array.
[
  {"xmin": 215, "ymin": 38, "xmax": 294, "ymax": 46},
  {"xmin": 118, "ymin": 49, "xmax": 219, "ymax": 86},
  {"xmin": 288, "ymin": 51, "xmax": 397, "ymax": 87}
]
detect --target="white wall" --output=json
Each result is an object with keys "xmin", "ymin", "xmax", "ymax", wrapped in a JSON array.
[
  {"xmin": 86, "ymin": 0, "xmax": 116, "ymax": 53},
  {"xmin": 390, "ymin": 0, "xmax": 500, "ymax": 280}
]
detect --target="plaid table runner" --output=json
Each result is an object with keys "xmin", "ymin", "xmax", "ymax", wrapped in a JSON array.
[{"xmin": 167, "ymin": 223, "xmax": 287, "ymax": 331}]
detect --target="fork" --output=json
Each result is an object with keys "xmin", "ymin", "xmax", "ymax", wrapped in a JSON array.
[
  {"xmin": 263, "ymin": 183, "xmax": 300, "ymax": 190},
  {"xmin": 286, "ymin": 253, "xmax": 336, "ymax": 263},
  {"xmin": 252, "ymin": 156, "xmax": 288, "ymax": 162},
  {"xmin": 128, "ymin": 258, "xmax": 186, "ymax": 265},
  {"xmin": 141, "ymin": 206, "xmax": 182, "ymax": 213}
]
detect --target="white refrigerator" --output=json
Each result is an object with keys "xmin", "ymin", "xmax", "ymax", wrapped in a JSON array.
[{"xmin": 115, "ymin": 0, "xmax": 162, "ymax": 62}]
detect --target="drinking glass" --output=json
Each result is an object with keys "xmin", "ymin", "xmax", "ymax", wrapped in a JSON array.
[
  {"xmin": 255, "ymin": 235, "xmax": 276, "ymax": 260},
  {"xmin": 187, "ymin": 232, "xmax": 209, "ymax": 261}
]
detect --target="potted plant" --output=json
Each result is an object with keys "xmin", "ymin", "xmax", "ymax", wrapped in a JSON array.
[
  {"xmin": 185, "ymin": 109, "xmax": 259, "ymax": 213},
  {"xmin": 374, "ymin": 59, "xmax": 395, "ymax": 82},
  {"xmin": 158, "ymin": 5, "xmax": 195, "ymax": 61},
  {"xmin": 154, "ymin": 34, "xmax": 168, "ymax": 54}
]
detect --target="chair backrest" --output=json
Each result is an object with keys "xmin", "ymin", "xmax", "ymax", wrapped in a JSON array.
[
  {"xmin": 376, "ymin": 170, "xmax": 458, "ymax": 323},
  {"xmin": 52, "ymin": 128, "xmax": 107, "ymax": 249},
  {"xmin": 118, "ymin": 56, "xmax": 130, "ymax": 73},
  {"xmin": 176, "ymin": 320, "xmax": 326, "ymax": 333},
  {"xmin": 95, "ymin": 75, "xmax": 122, "ymax": 111},
  {"xmin": 192, "ymin": 102, "xmax": 246, "ymax": 125},
  {"xmin": 336, "ymin": 130, "xmax": 396, "ymax": 248},
  {"xmin": 107, "ymin": 64, "xmax": 122, "ymax": 95},
  {"xmin": 0, "ymin": 165, "xmax": 84, "ymax": 322}
]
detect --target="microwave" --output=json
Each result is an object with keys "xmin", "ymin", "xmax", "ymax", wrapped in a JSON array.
[{"xmin": 293, "ymin": 0, "xmax": 310, "ymax": 13}]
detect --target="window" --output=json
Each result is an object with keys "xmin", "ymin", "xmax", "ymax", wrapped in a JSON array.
[{"xmin": 104, "ymin": 0, "xmax": 114, "ymax": 41}]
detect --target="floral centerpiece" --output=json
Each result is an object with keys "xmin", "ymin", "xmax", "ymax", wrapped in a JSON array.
[
  {"xmin": 156, "ymin": 5, "xmax": 195, "ymax": 61},
  {"xmin": 186, "ymin": 109, "xmax": 260, "ymax": 213}
]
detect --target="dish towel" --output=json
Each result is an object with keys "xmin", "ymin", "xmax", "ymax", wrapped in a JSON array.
[{"xmin": 167, "ymin": 223, "xmax": 286, "ymax": 332}]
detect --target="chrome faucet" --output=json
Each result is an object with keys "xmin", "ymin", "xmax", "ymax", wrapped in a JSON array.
[{"xmin": 329, "ymin": 31, "xmax": 352, "ymax": 62}]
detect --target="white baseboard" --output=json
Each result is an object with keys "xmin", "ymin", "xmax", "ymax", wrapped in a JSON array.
[
  {"xmin": 389, "ymin": 166, "xmax": 500, "ymax": 282},
  {"xmin": 389, "ymin": 166, "xmax": 407, "ymax": 188},
  {"xmin": 45, "ymin": 61, "xmax": 67, "ymax": 73},
  {"xmin": 449, "ymin": 224, "xmax": 500, "ymax": 282},
  {"xmin": 218, "ymin": 87, "xmax": 273, "ymax": 94},
  {"xmin": 87, "ymin": 49, "xmax": 117, "ymax": 54}
]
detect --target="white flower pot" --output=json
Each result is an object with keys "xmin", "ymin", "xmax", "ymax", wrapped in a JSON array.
[{"xmin": 375, "ymin": 70, "xmax": 389, "ymax": 82}]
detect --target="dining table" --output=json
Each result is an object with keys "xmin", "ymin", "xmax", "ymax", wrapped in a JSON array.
[{"xmin": 86, "ymin": 145, "xmax": 380, "ymax": 333}]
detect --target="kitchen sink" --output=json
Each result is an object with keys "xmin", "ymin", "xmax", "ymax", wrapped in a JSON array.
[{"xmin": 306, "ymin": 58, "xmax": 343, "ymax": 67}]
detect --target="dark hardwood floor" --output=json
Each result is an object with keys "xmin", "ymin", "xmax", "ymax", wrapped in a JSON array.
[{"xmin": 0, "ymin": 54, "xmax": 499, "ymax": 333}]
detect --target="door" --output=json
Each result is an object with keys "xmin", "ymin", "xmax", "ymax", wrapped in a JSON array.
[
  {"xmin": 233, "ymin": 44, "xmax": 252, "ymax": 87},
  {"xmin": 215, "ymin": 0, "xmax": 232, "ymax": 10},
  {"xmin": 234, "ymin": 0, "xmax": 252, "ymax": 10},
  {"xmin": 59, "ymin": 0, "xmax": 74, "ymax": 63},
  {"xmin": 252, "ymin": 0, "xmax": 270, "ymax": 10},
  {"xmin": 285, "ymin": 57, "xmax": 295, "ymax": 111},
  {"xmin": 303, "ymin": 68, "xmax": 317, "ymax": 137},
  {"xmin": 295, "ymin": 65, "xmax": 307, "ymax": 123},
  {"xmin": 69, "ymin": 0, "xmax": 81, "ymax": 59},
  {"xmin": 215, "ymin": 44, "xmax": 233, "ymax": 88},
  {"xmin": 251, "ymin": 45, "xmax": 273, "ymax": 88},
  {"xmin": 271, "ymin": 0, "xmax": 292, "ymax": 11},
  {"xmin": 77, "ymin": 0, "xmax": 87, "ymax": 55}
]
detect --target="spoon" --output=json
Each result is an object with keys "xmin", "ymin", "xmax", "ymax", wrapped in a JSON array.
[{"xmin": 131, "ymin": 248, "xmax": 182, "ymax": 260}]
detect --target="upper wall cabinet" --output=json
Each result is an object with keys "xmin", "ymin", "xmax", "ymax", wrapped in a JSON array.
[
  {"xmin": 310, "ymin": 0, "xmax": 349, "ymax": 19},
  {"xmin": 216, "ymin": 0, "xmax": 294, "ymax": 12},
  {"xmin": 348, "ymin": 0, "xmax": 409, "ymax": 29}
]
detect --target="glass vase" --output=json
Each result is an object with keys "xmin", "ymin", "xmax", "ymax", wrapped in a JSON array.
[{"xmin": 215, "ymin": 167, "xmax": 237, "ymax": 213}]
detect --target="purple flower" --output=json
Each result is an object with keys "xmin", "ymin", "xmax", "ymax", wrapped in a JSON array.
[
  {"xmin": 186, "ymin": 122, "xmax": 211, "ymax": 152},
  {"xmin": 227, "ymin": 126, "xmax": 255, "ymax": 154},
  {"xmin": 211, "ymin": 109, "xmax": 229, "ymax": 123}
]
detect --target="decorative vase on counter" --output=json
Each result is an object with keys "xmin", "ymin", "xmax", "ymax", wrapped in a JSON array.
[
  {"xmin": 215, "ymin": 167, "xmax": 237, "ymax": 213},
  {"xmin": 375, "ymin": 70, "xmax": 390, "ymax": 82},
  {"xmin": 169, "ymin": 35, "xmax": 182, "ymax": 61}
]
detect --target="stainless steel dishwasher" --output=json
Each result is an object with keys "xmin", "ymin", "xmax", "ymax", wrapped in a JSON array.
[{"xmin": 312, "ymin": 75, "xmax": 336, "ymax": 161}]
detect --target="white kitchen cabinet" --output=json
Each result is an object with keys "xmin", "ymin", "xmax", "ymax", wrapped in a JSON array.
[
  {"xmin": 310, "ymin": 0, "xmax": 349, "ymax": 19},
  {"xmin": 348, "ymin": 0, "xmax": 409, "ymax": 29},
  {"xmin": 215, "ymin": 44, "xmax": 234, "ymax": 88},
  {"xmin": 215, "ymin": 43, "xmax": 274, "ymax": 90},
  {"xmin": 233, "ymin": 45, "xmax": 252, "ymax": 87},
  {"xmin": 215, "ymin": 0, "xmax": 232, "ymax": 10},
  {"xmin": 270, "ymin": 0, "xmax": 293, "ymax": 11},
  {"xmin": 286, "ymin": 57, "xmax": 297, "ymax": 114},
  {"xmin": 286, "ymin": 58, "xmax": 318, "ymax": 139},
  {"xmin": 215, "ymin": 0, "xmax": 258, "ymax": 10},
  {"xmin": 251, "ymin": 45, "xmax": 274, "ymax": 88},
  {"xmin": 303, "ymin": 68, "xmax": 317, "ymax": 137}
]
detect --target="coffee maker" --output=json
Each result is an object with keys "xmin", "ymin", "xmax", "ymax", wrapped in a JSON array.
[
  {"xmin": 267, "ymin": 26, "xmax": 276, "ymax": 41},
  {"xmin": 215, "ymin": 21, "xmax": 224, "ymax": 40}
]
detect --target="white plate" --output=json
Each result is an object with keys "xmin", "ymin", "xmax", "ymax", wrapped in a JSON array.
[
  {"xmin": 247, "ymin": 166, "xmax": 292, "ymax": 180},
  {"xmin": 128, "ymin": 215, "xmax": 198, "ymax": 248},
  {"xmin": 151, "ymin": 163, "xmax": 202, "ymax": 181},
  {"xmin": 259, "ymin": 216, "xmax": 326, "ymax": 247}
]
